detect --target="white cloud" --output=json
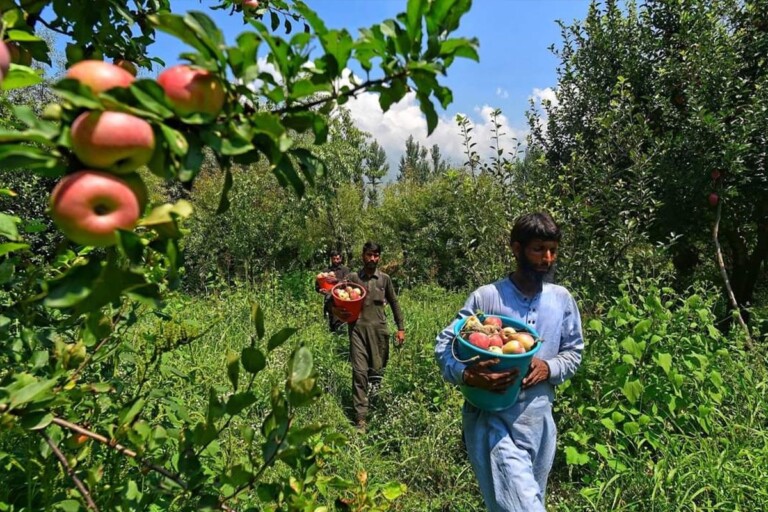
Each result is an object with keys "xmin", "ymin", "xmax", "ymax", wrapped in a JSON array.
[
  {"xmin": 343, "ymin": 91, "xmax": 528, "ymax": 180},
  {"xmin": 530, "ymin": 86, "xmax": 558, "ymax": 108},
  {"xmin": 496, "ymin": 87, "xmax": 509, "ymax": 99}
]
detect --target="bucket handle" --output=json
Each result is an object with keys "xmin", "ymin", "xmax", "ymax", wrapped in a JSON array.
[{"xmin": 451, "ymin": 334, "xmax": 481, "ymax": 364}]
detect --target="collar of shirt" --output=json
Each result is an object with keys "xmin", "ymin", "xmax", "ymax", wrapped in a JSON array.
[
  {"xmin": 506, "ymin": 275, "xmax": 543, "ymax": 303},
  {"xmin": 357, "ymin": 268, "xmax": 381, "ymax": 281}
]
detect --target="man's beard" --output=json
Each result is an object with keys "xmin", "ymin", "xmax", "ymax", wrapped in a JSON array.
[
  {"xmin": 518, "ymin": 254, "xmax": 555, "ymax": 283},
  {"xmin": 364, "ymin": 261, "xmax": 377, "ymax": 271}
]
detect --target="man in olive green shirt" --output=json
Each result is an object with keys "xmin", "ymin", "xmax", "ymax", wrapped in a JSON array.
[{"xmin": 337, "ymin": 242, "xmax": 405, "ymax": 430}]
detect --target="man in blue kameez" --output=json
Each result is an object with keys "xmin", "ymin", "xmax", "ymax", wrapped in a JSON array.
[{"xmin": 435, "ymin": 212, "xmax": 584, "ymax": 512}]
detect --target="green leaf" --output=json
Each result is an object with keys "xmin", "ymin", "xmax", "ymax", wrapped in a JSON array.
[
  {"xmin": 242, "ymin": 347, "xmax": 266, "ymax": 374},
  {"xmin": 1, "ymin": 64, "xmax": 43, "ymax": 90},
  {"xmin": 0, "ymin": 213, "xmax": 22, "ymax": 241},
  {"xmin": 118, "ymin": 398, "xmax": 146, "ymax": 427},
  {"xmin": 621, "ymin": 379, "xmax": 644, "ymax": 404},
  {"xmin": 225, "ymin": 391, "xmax": 257, "ymax": 415},
  {"xmin": 588, "ymin": 318, "xmax": 603, "ymax": 334},
  {"xmin": 54, "ymin": 500, "xmax": 82, "ymax": 512},
  {"xmin": 45, "ymin": 259, "xmax": 103, "ymax": 308},
  {"xmin": 381, "ymin": 482, "xmax": 407, "ymax": 501},
  {"xmin": 564, "ymin": 445, "xmax": 590, "ymax": 465},
  {"xmin": 6, "ymin": 377, "xmax": 57, "ymax": 409},
  {"xmin": 656, "ymin": 352, "xmax": 672, "ymax": 374},
  {"xmin": 216, "ymin": 167, "xmax": 233, "ymax": 214},
  {"xmin": 251, "ymin": 303, "xmax": 265, "ymax": 340},
  {"xmin": 619, "ymin": 336, "xmax": 643, "ymax": 359},
  {"xmin": 226, "ymin": 350, "xmax": 240, "ymax": 391},
  {"xmin": 290, "ymin": 346, "xmax": 313, "ymax": 382},
  {"xmin": 0, "ymin": 144, "xmax": 64, "ymax": 175},
  {"xmin": 268, "ymin": 327, "xmax": 297, "ymax": 351},
  {"xmin": 20, "ymin": 411, "xmax": 54, "ymax": 430},
  {"xmin": 149, "ymin": 12, "xmax": 223, "ymax": 61}
]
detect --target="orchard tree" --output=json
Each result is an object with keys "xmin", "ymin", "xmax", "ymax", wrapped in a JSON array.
[
  {"xmin": 363, "ymin": 139, "xmax": 388, "ymax": 205},
  {"xmin": 0, "ymin": 0, "xmax": 478, "ymax": 509},
  {"xmin": 528, "ymin": 0, "xmax": 767, "ymax": 321}
]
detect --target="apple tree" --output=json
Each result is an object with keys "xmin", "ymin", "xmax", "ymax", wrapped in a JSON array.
[{"xmin": 0, "ymin": 0, "xmax": 478, "ymax": 509}]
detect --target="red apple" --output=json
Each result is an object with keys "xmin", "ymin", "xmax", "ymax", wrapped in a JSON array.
[
  {"xmin": 50, "ymin": 170, "xmax": 141, "ymax": 247},
  {"xmin": 708, "ymin": 192, "xmax": 719, "ymax": 207},
  {"xmin": 0, "ymin": 42, "xmax": 10, "ymax": 82},
  {"xmin": 157, "ymin": 65, "xmax": 225, "ymax": 117},
  {"xmin": 66, "ymin": 60, "xmax": 135, "ymax": 93},
  {"xmin": 71, "ymin": 111, "xmax": 155, "ymax": 174},
  {"xmin": 488, "ymin": 334, "xmax": 503, "ymax": 348},
  {"xmin": 242, "ymin": 0, "xmax": 260, "ymax": 7},
  {"xmin": 483, "ymin": 316, "xmax": 503, "ymax": 329},
  {"xmin": 113, "ymin": 58, "xmax": 138, "ymax": 76},
  {"xmin": 468, "ymin": 332, "xmax": 491, "ymax": 350},
  {"xmin": 710, "ymin": 169, "xmax": 721, "ymax": 181}
]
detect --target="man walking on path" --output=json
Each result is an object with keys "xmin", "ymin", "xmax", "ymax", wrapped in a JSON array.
[
  {"xmin": 435, "ymin": 212, "xmax": 584, "ymax": 511},
  {"xmin": 316, "ymin": 250, "xmax": 349, "ymax": 334},
  {"xmin": 337, "ymin": 242, "xmax": 405, "ymax": 431}
]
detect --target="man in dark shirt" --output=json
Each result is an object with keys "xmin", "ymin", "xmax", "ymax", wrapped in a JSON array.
[
  {"xmin": 337, "ymin": 242, "xmax": 405, "ymax": 431},
  {"xmin": 315, "ymin": 250, "xmax": 350, "ymax": 334}
]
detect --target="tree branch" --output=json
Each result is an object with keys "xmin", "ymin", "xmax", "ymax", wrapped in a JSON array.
[
  {"xmin": 712, "ymin": 197, "xmax": 753, "ymax": 349},
  {"xmin": 42, "ymin": 432, "xmax": 100, "ymax": 512},
  {"xmin": 51, "ymin": 416, "xmax": 188, "ymax": 490}
]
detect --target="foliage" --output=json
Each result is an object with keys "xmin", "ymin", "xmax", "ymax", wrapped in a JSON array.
[
  {"xmin": 0, "ymin": 0, "xmax": 478, "ymax": 509},
  {"xmin": 554, "ymin": 277, "xmax": 768, "ymax": 510},
  {"xmin": 528, "ymin": 0, "xmax": 768, "ymax": 314}
]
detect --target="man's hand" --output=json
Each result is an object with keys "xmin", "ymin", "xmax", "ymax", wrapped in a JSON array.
[
  {"xmin": 463, "ymin": 359, "xmax": 519, "ymax": 393},
  {"xmin": 522, "ymin": 357, "xmax": 550, "ymax": 388},
  {"xmin": 394, "ymin": 330, "xmax": 405, "ymax": 347}
]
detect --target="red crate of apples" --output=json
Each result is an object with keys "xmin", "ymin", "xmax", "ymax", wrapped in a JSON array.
[
  {"xmin": 316, "ymin": 271, "xmax": 339, "ymax": 292},
  {"xmin": 331, "ymin": 283, "xmax": 366, "ymax": 323}
]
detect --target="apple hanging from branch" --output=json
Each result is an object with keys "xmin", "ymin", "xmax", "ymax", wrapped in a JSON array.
[
  {"xmin": 66, "ymin": 60, "xmax": 135, "ymax": 93},
  {"xmin": 49, "ymin": 170, "xmax": 142, "ymax": 247},
  {"xmin": 157, "ymin": 65, "xmax": 226, "ymax": 117},
  {"xmin": 70, "ymin": 111, "xmax": 156, "ymax": 174}
]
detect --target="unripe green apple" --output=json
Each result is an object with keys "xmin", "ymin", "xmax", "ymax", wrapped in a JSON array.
[
  {"xmin": 71, "ymin": 111, "xmax": 155, "ymax": 174},
  {"xmin": 157, "ymin": 65, "xmax": 225, "ymax": 117},
  {"xmin": 50, "ymin": 170, "xmax": 141, "ymax": 247},
  {"xmin": 0, "ymin": 42, "xmax": 10, "ymax": 82},
  {"xmin": 66, "ymin": 60, "xmax": 135, "ymax": 93}
]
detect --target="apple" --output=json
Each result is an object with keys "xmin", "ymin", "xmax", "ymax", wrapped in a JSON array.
[
  {"xmin": 113, "ymin": 58, "xmax": 138, "ymax": 76},
  {"xmin": 512, "ymin": 332, "xmax": 536, "ymax": 351},
  {"xmin": 488, "ymin": 334, "xmax": 503, "ymax": 348},
  {"xmin": 157, "ymin": 65, "xmax": 225, "ymax": 117},
  {"xmin": 483, "ymin": 316, "xmax": 503, "ymax": 329},
  {"xmin": 50, "ymin": 170, "xmax": 141, "ymax": 247},
  {"xmin": 710, "ymin": 169, "xmax": 721, "ymax": 181},
  {"xmin": 6, "ymin": 42, "xmax": 32, "ymax": 66},
  {"xmin": 488, "ymin": 346, "xmax": 503, "ymax": 354},
  {"xmin": 71, "ymin": 111, "xmax": 155, "ymax": 174},
  {"xmin": 66, "ymin": 60, "xmax": 135, "ymax": 93},
  {"xmin": 242, "ymin": 0, "xmax": 260, "ymax": 8},
  {"xmin": 468, "ymin": 332, "xmax": 491, "ymax": 350},
  {"xmin": 500, "ymin": 327, "xmax": 517, "ymax": 342},
  {"xmin": 708, "ymin": 193, "xmax": 719, "ymax": 207},
  {"xmin": 502, "ymin": 340, "xmax": 524, "ymax": 355},
  {"xmin": 0, "ymin": 42, "xmax": 10, "ymax": 82}
]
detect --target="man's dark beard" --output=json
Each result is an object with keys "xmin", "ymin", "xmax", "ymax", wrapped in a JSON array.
[{"xmin": 518, "ymin": 253, "xmax": 555, "ymax": 283}]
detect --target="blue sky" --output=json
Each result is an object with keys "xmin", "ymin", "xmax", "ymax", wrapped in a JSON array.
[{"xmin": 152, "ymin": 0, "xmax": 595, "ymax": 174}]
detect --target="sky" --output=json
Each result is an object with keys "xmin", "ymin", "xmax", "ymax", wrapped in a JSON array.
[{"xmin": 150, "ymin": 0, "xmax": 595, "ymax": 178}]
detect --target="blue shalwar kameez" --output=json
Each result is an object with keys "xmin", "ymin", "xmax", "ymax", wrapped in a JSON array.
[{"xmin": 435, "ymin": 277, "xmax": 584, "ymax": 512}]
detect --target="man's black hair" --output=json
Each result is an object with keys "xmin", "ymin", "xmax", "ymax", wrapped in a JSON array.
[
  {"xmin": 329, "ymin": 250, "xmax": 341, "ymax": 258},
  {"xmin": 510, "ymin": 212, "xmax": 561, "ymax": 247},
  {"xmin": 362, "ymin": 241, "xmax": 382, "ymax": 254}
]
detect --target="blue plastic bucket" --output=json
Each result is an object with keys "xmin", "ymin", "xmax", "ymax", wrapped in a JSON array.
[{"xmin": 453, "ymin": 314, "xmax": 541, "ymax": 412}]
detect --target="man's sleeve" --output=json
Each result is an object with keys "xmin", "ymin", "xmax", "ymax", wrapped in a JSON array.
[
  {"xmin": 435, "ymin": 291, "xmax": 479, "ymax": 386},
  {"xmin": 547, "ymin": 294, "xmax": 584, "ymax": 385},
  {"xmin": 384, "ymin": 275, "xmax": 404, "ymax": 330}
]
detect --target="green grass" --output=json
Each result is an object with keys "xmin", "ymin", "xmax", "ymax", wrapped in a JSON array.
[{"xmin": 8, "ymin": 277, "xmax": 764, "ymax": 510}]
